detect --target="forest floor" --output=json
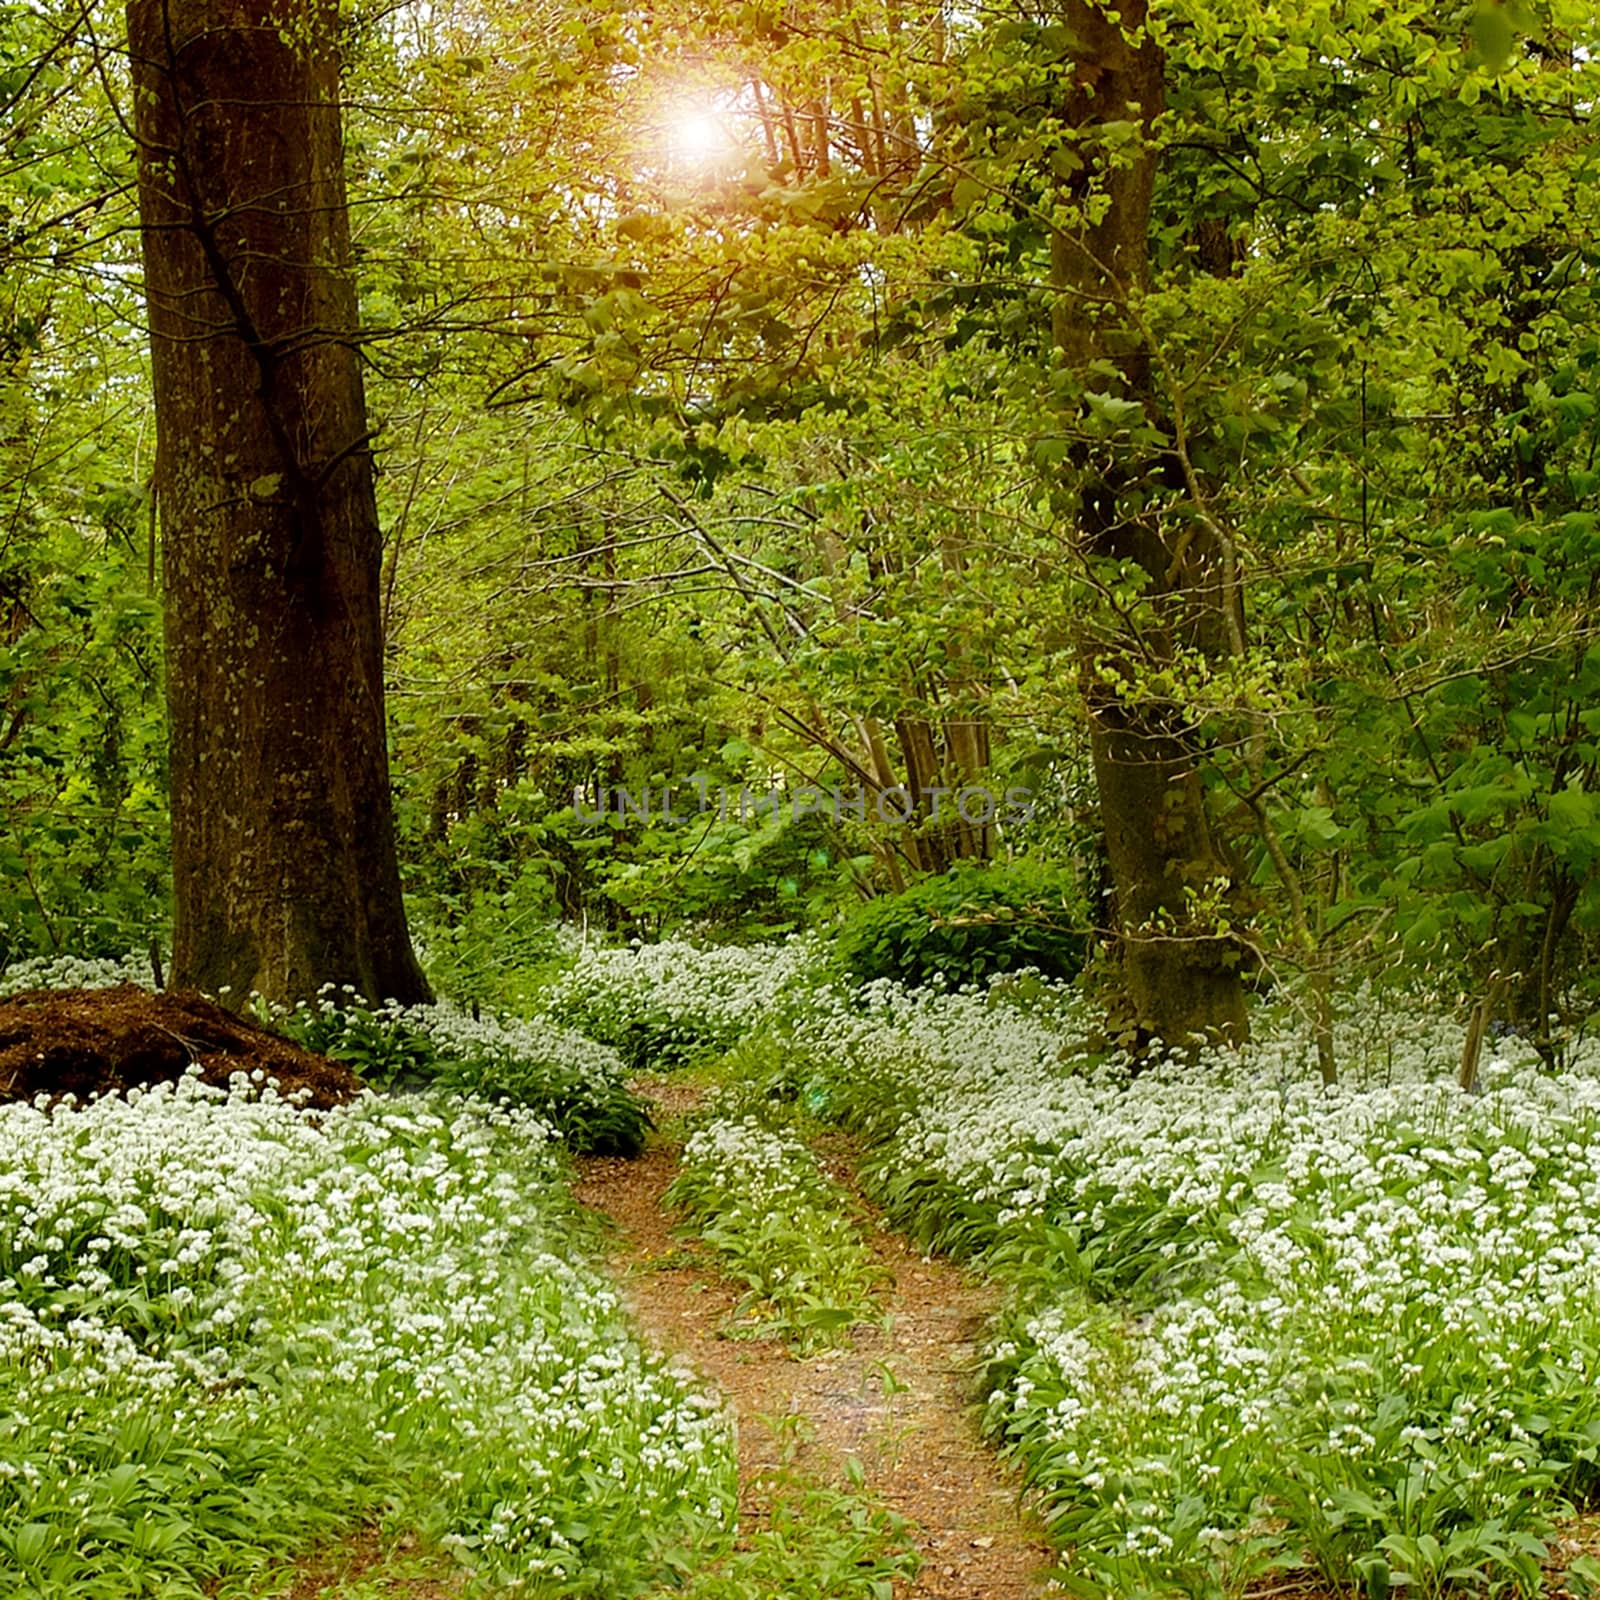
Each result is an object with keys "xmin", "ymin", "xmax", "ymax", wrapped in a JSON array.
[
  {"xmin": 271, "ymin": 1074, "xmax": 1053, "ymax": 1600},
  {"xmin": 125, "ymin": 1055, "xmax": 1600, "ymax": 1600},
  {"xmin": 569, "ymin": 1075, "xmax": 1055, "ymax": 1600},
  {"xmin": 0, "ymin": 984, "xmax": 361, "ymax": 1109},
  {"xmin": 272, "ymin": 1528, "xmax": 462, "ymax": 1599}
]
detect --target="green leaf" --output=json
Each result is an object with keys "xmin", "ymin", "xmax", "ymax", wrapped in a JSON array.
[
  {"xmin": 1547, "ymin": 787, "xmax": 1596, "ymax": 832},
  {"xmin": 951, "ymin": 176, "xmax": 985, "ymax": 215},
  {"xmin": 1471, "ymin": 4, "xmax": 1516, "ymax": 70},
  {"xmin": 1567, "ymin": 1554, "xmax": 1600, "ymax": 1597},
  {"xmin": 13, "ymin": 1524, "xmax": 51, "ymax": 1566},
  {"xmin": 1296, "ymin": 805, "xmax": 1341, "ymax": 847},
  {"xmin": 1083, "ymin": 391, "xmax": 1146, "ymax": 429}
]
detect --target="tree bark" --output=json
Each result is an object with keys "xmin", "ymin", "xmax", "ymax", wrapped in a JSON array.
[
  {"xmin": 128, "ymin": 0, "xmax": 430, "ymax": 1007},
  {"xmin": 1050, "ymin": 0, "xmax": 1248, "ymax": 1046}
]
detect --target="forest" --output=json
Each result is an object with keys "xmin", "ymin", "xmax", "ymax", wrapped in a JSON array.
[{"xmin": 2, "ymin": 0, "xmax": 1599, "ymax": 1595}]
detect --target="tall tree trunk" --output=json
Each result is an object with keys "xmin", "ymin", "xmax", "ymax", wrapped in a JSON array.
[
  {"xmin": 1051, "ymin": 0, "xmax": 1247, "ymax": 1045},
  {"xmin": 128, "ymin": 0, "xmax": 430, "ymax": 1007}
]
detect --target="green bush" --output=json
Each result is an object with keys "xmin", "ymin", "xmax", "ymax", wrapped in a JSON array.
[{"xmin": 832, "ymin": 858, "xmax": 1087, "ymax": 991}]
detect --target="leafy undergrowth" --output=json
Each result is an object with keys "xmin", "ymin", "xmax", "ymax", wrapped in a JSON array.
[
  {"xmin": 0, "ymin": 1078, "xmax": 732, "ymax": 1597},
  {"xmin": 0, "ymin": 954, "xmax": 654, "ymax": 1158},
  {"xmin": 272, "ymin": 989, "xmax": 653, "ymax": 1156},
  {"xmin": 275, "ymin": 1476, "xmax": 919, "ymax": 1600},
  {"xmin": 539, "ymin": 937, "xmax": 825, "ymax": 1072},
  {"xmin": 507, "ymin": 931, "xmax": 1600, "ymax": 1597},
  {"xmin": 16, "ymin": 934, "xmax": 1600, "ymax": 1598},
  {"xmin": 664, "ymin": 1107, "xmax": 886, "ymax": 1352},
  {"xmin": 0, "ymin": 952, "xmax": 917, "ymax": 1600},
  {"xmin": 787, "ymin": 974, "xmax": 1600, "ymax": 1599},
  {"xmin": 648, "ymin": 1466, "xmax": 918, "ymax": 1600}
]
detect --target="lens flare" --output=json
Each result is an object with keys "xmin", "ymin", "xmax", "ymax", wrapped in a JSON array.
[{"xmin": 669, "ymin": 105, "xmax": 733, "ymax": 165}]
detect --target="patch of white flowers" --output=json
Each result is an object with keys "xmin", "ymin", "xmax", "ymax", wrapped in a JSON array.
[
  {"xmin": 791, "ymin": 974, "xmax": 1600, "ymax": 1590},
  {"xmin": 0, "ymin": 951, "xmax": 151, "ymax": 998},
  {"xmin": 679, "ymin": 1116, "xmax": 841, "ymax": 1216},
  {"xmin": 267, "ymin": 986, "xmax": 651, "ymax": 1153},
  {"xmin": 669, "ymin": 1114, "xmax": 882, "ymax": 1348},
  {"xmin": 0, "ymin": 1075, "xmax": 732, "ymax": 1589},
  {"xmin": 545, "ymin": 934, "xmax": 826, "ymax": 1066},
  {"xmin": 402, "ymin": 995, "xmax": 628, "ymax": 1090}
]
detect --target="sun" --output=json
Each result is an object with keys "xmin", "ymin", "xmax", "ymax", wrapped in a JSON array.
[{"xmin": 667, "ymin": 103, "xmax": 735, "ymax": 167}]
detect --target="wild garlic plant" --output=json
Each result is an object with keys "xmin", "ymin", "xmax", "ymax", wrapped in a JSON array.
[
  {"xmin": 273, "ymin": 988, "xmax": 653, "ymax": 1154},
  {"xmin": 0, "ymin": 951, "xmax": 152, "ymax": 998},
  {"xmin": 542, "ymin": 934, "xmax": 828, "ymax": 1070},
  {"xmin": 0, "ymin": 1076, "xmax": 734, "ymax": 1596},
  {"xmin": 666, "ymin": 1114, "xmax": 885, "ymax": 1351},
  {"xmin": 0, "ymin": 952, "xmax": 653, "ymax": 1156},
  {"xmin": 785, "ymin": 978, "xmax": 1600, "ymax": 1598},
  {"xmin": 539, "ymin": 938, "xmax": 1600, "ymax": 1594}
]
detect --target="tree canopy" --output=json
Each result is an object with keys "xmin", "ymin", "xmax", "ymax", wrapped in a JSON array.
[{"xmin": 0, "ymin": 0, "xmax": 1596, "ymax": 1048}]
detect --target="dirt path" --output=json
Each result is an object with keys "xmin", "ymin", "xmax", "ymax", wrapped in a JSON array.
[{"xmin": 572, "ymin": 1091, "xmax": 1054, "ymax": 1600}]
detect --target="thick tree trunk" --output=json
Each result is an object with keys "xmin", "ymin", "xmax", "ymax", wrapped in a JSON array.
[
  {"xmin": 128, "ymin": 0, "xmax": 430, "ymax": 1007},
  {"xmin": 1089, "ymin": 698, "xmax": 1247, "ymax": 1046},
  {"xmin": 1051, "ymin": 0, "xmax": 1247, "ymax": 1045}
]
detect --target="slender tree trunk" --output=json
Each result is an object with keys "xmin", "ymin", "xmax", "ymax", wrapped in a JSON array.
[
  {"xmin": 1050, "ymin": 0, "xmax": 1247, "ymax": 1045},
  {"xmin": 128, "ymin": 0, "xmax": 430, "ymax": 1007}
]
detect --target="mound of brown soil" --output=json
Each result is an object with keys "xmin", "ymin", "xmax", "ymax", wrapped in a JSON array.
[{"xmin": 0, "ymin": 984, "xmax": 363, "ymax": 1111}]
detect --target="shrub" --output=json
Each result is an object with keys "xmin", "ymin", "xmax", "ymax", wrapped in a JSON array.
[{"xmin": 831, "ymin": 858, "xmax": 1087, "ymax": 991}]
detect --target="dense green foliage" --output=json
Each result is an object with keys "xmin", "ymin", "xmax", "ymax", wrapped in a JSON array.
[
  {"xmin": 2, "ymin": 4, "xmax": 162, "ymax": 964},
  {"xmin": 3, "ymin": 0, "xmax": 1598, "ymax": 1041},
  {"xmin": 0, "ymin": 543, "xmax": 166, "ymax": 965},
  {"xmin": 831, "ymin": 858, "xmax": 1087, "ymax": 990}
]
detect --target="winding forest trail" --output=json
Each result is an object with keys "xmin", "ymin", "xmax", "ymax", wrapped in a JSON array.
[{"xmin": 572, "ymin": 1082, "xmax": 1054, "ymax": 1600}]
